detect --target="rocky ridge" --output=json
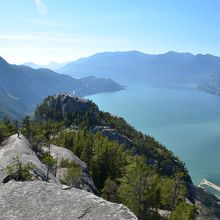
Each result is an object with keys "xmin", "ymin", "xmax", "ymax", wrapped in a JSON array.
[
  {"xmin": 0, "ymin": 134, "xmax": 58, "ymax": 183},
  {"xmin": 35, "ymin": 94, "xmax": 220, "ymax": 219},
  {"xmin": 0, "ymin": 134, "xmax": 137, "ymax": 219}
]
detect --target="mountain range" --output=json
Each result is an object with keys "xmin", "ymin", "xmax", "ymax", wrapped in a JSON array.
[
  {"xmin": 59, "ymin": 51, "xmax": 220, "ymax": 95},
  {"xmin": 0, "ymin": 57, "xmax": 123, "ymax": 120}
]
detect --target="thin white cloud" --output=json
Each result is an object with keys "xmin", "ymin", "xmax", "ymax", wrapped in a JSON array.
[
  {"xmin": 0, "ymin": 33, "xmax": 119, "ymax": 44},
  {"xmin": 34, "ymin": 0, "xmax": 48, "ymax": 15},
  {"xmin": 29, "ymin": 19, "xmax": 72, "ymax": 27},
  {"xmin": 35, "ymin": 32, "xmax": 72, "ymax": 37},
  {"xmin": 0, "ymin": 35, "xmax": 33, "ymax": 40},
  {"xmin": 0, "ymin": 47, "xmax": 75, "ymax": 52}
]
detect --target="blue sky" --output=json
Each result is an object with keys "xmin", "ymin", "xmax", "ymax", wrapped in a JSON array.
[{"xmin": 0, "ymin": 0, "xmax": 220, "ymax": 64}]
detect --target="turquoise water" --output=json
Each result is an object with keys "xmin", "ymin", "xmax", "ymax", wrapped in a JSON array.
[{"xmin": 85, "ymin": 83, "xmax": 220, "ymax": 192}]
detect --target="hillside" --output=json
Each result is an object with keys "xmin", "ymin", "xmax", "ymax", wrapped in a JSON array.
[
  {"xmin": 0, "ymin": 94, "xmax": 219, "ymax": 219},
  {"xmin": 59, "ymin": 51, "xmax": 220, "ymax": 94},
  {"xmin": 33, "ymin": 94, "xmax": 219, "ymax": 219},
  {"xmin": 0, "ymin": 57, "xmax": 123, "ymax": 120}
]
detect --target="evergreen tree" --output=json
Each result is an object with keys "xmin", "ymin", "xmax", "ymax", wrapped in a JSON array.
[
  {"xmin": 118, "ymin": 156, "xmax": 158, "ymax": 220},
  {"xmin": 169, "ymin": 201, "xmax": 197, "ymax": 220},
  {"xmin": 42, "ymin": 152, "xmax": 56, "ymax": 181},
  {"xmin": 101, "ymin": 177, "xmax": 118, "ymax": 203},
  {"xmin": 80, "ymin": 133, "xmax": 93, "ymax": 169},
  {"xmin": 159, "ymin": 176, "xmax": 187, "ymax": 210},
  {"xmin": 22, "ymin": 115, "xmax": 31, "ymax": 139},
  {"xmin": 62, "ymin": 163, "xmax": 82, "ymax": 187}
]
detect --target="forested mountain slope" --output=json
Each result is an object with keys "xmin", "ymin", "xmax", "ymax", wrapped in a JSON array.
[
  {"xmin": 32, "ymin": 94, "xmax": 220, "ymax": 219},
  {"xmin": 0, "ymin": 94, "xmax": 219, "ymax": 219},
  {"xmin": 0, "ymin": 57, "xmax": 123, "ymax": 120}
]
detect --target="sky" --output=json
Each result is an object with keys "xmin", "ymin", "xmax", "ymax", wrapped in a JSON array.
[{"xmin": 0, "ymin": 0, "xmax": 220, "ymax": 64}]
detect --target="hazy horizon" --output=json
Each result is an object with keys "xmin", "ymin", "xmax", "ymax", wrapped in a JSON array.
[{"xmin": 2, "ymin": 49, "xmax": 220, "ymax": 66}]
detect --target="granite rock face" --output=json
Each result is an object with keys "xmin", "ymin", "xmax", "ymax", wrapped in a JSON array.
[
  {"xmin": 0, "ymin": 181, "xmax": 138, "ymax": 220},
  {"xmin": 48, "ymin": 93, "xmax": 98, "ymax": 117},
  {"xmin": 0, "ymin": 134, "xmax": 58, "ymax": 183},
  {"xmin": 42, "ymin": 144, "xmax": 99, "ymax": 195},
  {"xmin": 93, "ymin": 126, "xmax": 132, "ymax": 147},
  {"xmin": 0, "ymin": 135, "xmax": 97, "ymax": 195},
  {"xmin": 35, "ymin": 93, "xmax": 100, "ymax": 123},
  {"xmin": 42, "ymin": 144, "xmax": 87, "ymax": 169}
]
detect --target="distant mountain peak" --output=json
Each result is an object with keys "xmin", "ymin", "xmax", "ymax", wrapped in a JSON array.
[{"xmin": 164, "ymin": 51, "xmax": 194, "ymax": 57}]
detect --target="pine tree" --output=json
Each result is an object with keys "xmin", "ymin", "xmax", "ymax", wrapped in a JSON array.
[
  {"xmin": 42, "ymin": 152, "xmax": 56, "ymax": 181},
  {"xmin": 118, "ymin": 156, "xmax": 157, "ymax": 220},
  {"xmin": 101, "ymin": 177, "xmax": 118, "ymax": 203},
  {"xmin": 22, "ymin": 115, "xmax": 31, "ymax": 139}
]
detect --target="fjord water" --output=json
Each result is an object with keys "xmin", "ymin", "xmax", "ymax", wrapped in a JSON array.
[{"xmin": 86, "ymin": 83, "xmax": 220, "ymax": 191}]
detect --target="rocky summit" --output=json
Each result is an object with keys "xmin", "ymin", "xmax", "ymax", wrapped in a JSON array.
[
  {"xmin": 35, "ymin": 93, "xmax": 99, "ymax": 122},
  {"xmin": 0, "ymin": 181, "xmax": 137, "ymax": 220},
  {"xmin": 50, "ymin": 93, "xmax": 97, "ymax": 111}
]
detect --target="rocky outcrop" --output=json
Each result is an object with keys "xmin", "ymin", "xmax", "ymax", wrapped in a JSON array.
[
  {"xmin": 42, "ymin": 144, "xmax": 99, "ymax": 195},
  {"xmin": 157, "ymin": 209, "xmax": 171, "ymax": 219},
  {"xmin": 0, "ymin": 134, "xmax": 98, "ymax": 194},
  {"xmin": 52, "ymin": 93, "xmax": 98, "ymax": 116},
  {"xmin": 35, "ymin": 93, "xmax": 100, "ymax": 123},
  {"xmin": 0, "ymin": 134, "xmax": 58, "ymax": 183},
  {"xmin": 93, "ymin": 126, "xmax": 132, "ymax": 147},
  {"xmin": 0, "ymin": 181, "xmax": 138, "ymax": 220}
]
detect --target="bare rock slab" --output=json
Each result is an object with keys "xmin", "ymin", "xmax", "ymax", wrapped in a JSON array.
[{"xmin": 0, "ymin": 181, "xmax": 137, "ymax": 220}]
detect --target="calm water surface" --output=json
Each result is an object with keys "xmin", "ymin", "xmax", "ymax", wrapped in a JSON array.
[{"xmin": 85, "ymin": 83, "xmax": 220, "ymax": 193}]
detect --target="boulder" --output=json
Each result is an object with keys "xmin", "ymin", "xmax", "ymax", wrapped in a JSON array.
[
  {"xmin": 42, "ymin": 144, "xmax": 99, "ymax": 195},
  {"xmin": 0, "ymin": 134, "xmax": 58, "ymax": 183},
  {"xmin": 0, "ymin": 181, "xmax": 138, "ymax": 220},
  {"xmin": 42, "ymin": 144, "xmax": 87, "ymax": 169}
]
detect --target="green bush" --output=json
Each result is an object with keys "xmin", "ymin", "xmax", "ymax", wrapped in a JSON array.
[
  {"xmin": 6, "ymin": 155, "xmax": 35, "ymax": 181},
  {"xmin": 61, "ymin": 162, "xmax": 82, "ymax": 187}
]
